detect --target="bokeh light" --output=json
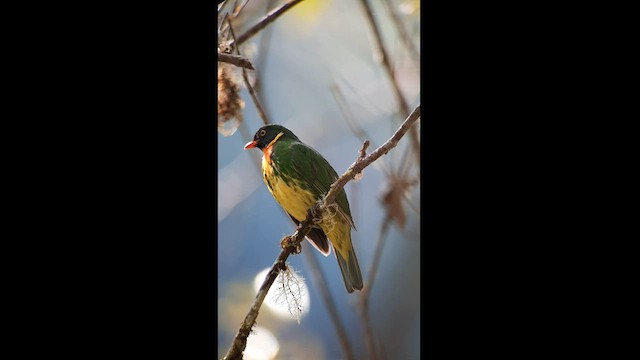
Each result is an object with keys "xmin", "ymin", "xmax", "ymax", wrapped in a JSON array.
[
  {"xmin": 244, "ymin": 326, "xmax": 280, "ymax": 360},
  {"xmin": 253, "ymin": 267, "xmax": 311, "ymax": 322}
]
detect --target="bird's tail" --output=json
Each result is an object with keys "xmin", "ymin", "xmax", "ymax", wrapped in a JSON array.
[{"xmin": 335, "ymin": 240, "xmax": 363, "ymax": 293}]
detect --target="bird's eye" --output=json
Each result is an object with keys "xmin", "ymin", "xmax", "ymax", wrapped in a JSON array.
[{"xmin": 259, "ymin": 129, "xmax": 266, "ymax": 137}]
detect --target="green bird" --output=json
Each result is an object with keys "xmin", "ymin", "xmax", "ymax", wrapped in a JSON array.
[{"xmin": 244, "ymin": 124, "xmax": 363, "ymax": 293}]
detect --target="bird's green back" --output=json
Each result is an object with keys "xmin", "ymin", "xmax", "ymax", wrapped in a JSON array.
[{"xmin": 272, "ymin": 139, "xmax": 355, "ymax": 229}]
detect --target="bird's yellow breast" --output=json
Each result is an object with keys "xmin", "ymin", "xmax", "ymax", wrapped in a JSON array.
[{"xmin": 262, "ymin": 157, "xmax": 316, "ymax": 222}]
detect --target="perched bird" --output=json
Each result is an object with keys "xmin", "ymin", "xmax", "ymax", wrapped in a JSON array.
[{"xmin": 244, "ymin": 124, "xmax": 363, "ymax": 293}]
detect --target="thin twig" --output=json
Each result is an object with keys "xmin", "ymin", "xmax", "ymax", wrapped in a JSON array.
[
  {"xmin": 358, "ymin": 0, "xmax": 420, "ymax": 163},
  {"xmin": 223, "ymin": 104, "xmax": 420, "ymax": 360},
  {"xmin": 330, "ymin": 82, "xmax": 394, "ymax": 178},
  {"xmin": 360, "ymin": 216, "xmax": 392, "ymax": 360},
  {"xmin": 336, "ymin": 76, "xmax": 389, "ymax": 117},
  {"xmin": 218, "ymin": 1, "xmax": 230, "ymax": 32},
  {"xmin": 396, "ymin": 139, "xmax": 415, "ymax": 176},
  {"xmin": 217, "ymin": 0, "xmax": 247, "ymax": 34},
  {"xmin": 227, "ymin": 20, "xmax": 270, "ymax": 125},
  {"xmin": 402, "ymin": 185, "xmax": 421, "ymax": 217},
  {"xmin": 331, "ymin": 86, "xmax": 374, "ymax": 145},
  {"xmin": 321, "ymin": 105, "xmax": 420, "ymax": 208},
  {"xmin": 231, "ymin": 0, "xmax": 251, "ymax": 18},
  {"xmin": 228, "ymin": 0, "xmax": 306, "ymax": 48},
  {"xmin": 251, "ymin": 0, "xmax": 279, "ymax": 116},
  {"xmin": 362, "ymin": 217, "xmax": 391, "ymax": 301},
  {"xmin": 303, "ymin": 248, "xmax": 356, "ymax": 360},
  {"xmin": 218, "ymin": 52, "xmax": 255, "ymax": 70},
  {"xmin": 380, "ymin": 0, "xmax": 420, "ymax": 62},
  {"xmin": 359, "ymin": 0, "xmax": 405, "ymax": 113},
  {"xmin": 358, "ymin": 140, "xmax": 370, "ymax": 161}
]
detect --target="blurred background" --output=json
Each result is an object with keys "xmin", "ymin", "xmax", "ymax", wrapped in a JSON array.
[{"xmin": 218, "ymin": 0, "xmax": 420, "ymax": 358}]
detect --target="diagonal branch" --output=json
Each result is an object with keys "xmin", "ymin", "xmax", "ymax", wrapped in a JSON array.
[
  {"xmin": 380, "ymin": 0, "xmax": 420, "ymax": 62},
  {"xmin": 321, "ymin": 105, "xmax": 420, "ymax": 208},
  {"xmin": 217, "ymin": 52, "xmax": 255, "ymax": 70},
  {"xmin": 303, "ymin": 249, "xmax": 356, "ymax": 360},
  {"xmin": 227, "ymin": 0, "xmax": 306, "ymax": 48},
  {"xmin": 358, "ymin": 0, "xmax": 420, "ymax": 164},
  {"xmin": 223, "ymin": 104, "xmax": 421, "ymax": 360},
  {"xmin": 227, "ymin": 20, "xmax": 270, "ymax": 125},
  {"xmin": 360, "ymin": 216, "xmax": 392, "ymax": 360}
]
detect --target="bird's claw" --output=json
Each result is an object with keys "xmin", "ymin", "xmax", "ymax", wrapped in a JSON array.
[
  {"xmin": 308, "ymin": 203, "xmax": 322, "ymax": 220},
  {"xmin": 280, "ymin": 236, "xmax": 302, "ymax": 254}
]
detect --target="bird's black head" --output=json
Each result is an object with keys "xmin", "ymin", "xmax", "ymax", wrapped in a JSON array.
[{"xmin": 244, "ymin": 124, "xmax": 300, "ymax": 150}]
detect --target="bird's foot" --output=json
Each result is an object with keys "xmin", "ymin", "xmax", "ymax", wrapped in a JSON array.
[
  {"xmin": 307, "ymin": 203, "xmax": 322, "ymax": 223},
  {"xmin": 280, "ymin": 236, "xmax": 302, "ymax": 254}
]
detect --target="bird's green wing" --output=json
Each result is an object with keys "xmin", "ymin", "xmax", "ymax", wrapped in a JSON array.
[{"xmin": 279, "ymin": 141, "xmax": 355, "ymax": 229}]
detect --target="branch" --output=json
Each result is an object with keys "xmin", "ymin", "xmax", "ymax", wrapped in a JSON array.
[
  {"xmin": 321, "ymin": 105, "xmax": 420, "ymax": 208},
  {"xmin": 227, "ymin": 20, "xmax": 270, "ymax": 125},
  {"xmin": 223, "ymin": 104, "xmax": 421, "ymax": 360},
  {"xmin": 250, "ymin": 0, "xmax": 279, "ymax": 117},
  {"xmin": 330, "ymin": 83, "xmax": 393, "ymax": 179},
  {"xmin": 303, "ymin": 249, "xmax": 356, "ymax": 360},
  {"xmin": 223, "ymin": 247, "xmax": 291, "ymax": 360},
  {"xmin": 361, "ymin": 216, "xmax": 392, "ymax": 360},
  {"xmin": 227, "ymin": 0, "xmax": 306, "ymax": 48},
  {"xmin": 217, "ymin": 52, "xmax": 255, "ymax": 70},
  {"xmin": 380, "ymin": 0, "xmax": 420, "ymax": 62},
  {"xmin": 358, "ymin": 0, "xmax": 420, "ymax": 163}
]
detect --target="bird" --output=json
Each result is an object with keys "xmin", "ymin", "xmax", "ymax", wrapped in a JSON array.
[{"xmin": 244, "ymin": 124, "xmax": 363, "ymax": 293}]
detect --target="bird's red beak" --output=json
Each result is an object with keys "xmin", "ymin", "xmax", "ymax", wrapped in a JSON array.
[{"xmin": 244, "ymin": 140, "xmax": 258, "ymax": 149}]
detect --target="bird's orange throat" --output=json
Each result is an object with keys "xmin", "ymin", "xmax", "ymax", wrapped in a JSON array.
[
  {"xmin": 261, "ymin": 131, "xmax": 284, "ymax": 165},
  {"xmin": 263, "ymin": 146, "xmax": 274, "ymax": 165}
]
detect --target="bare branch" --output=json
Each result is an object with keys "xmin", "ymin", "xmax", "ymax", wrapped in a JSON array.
[
  {"xmin": 402, "ymin": 186, "xmax": 421, "ymax": 216},
  {"xmin": 251, "ymin": 0, "xmax": 279, "ymax": 115},
  {"xmin": 223, "ymin": 246, "xmax": 290, "ymax": 360},
  {"xmin": 358, "ymin": 0, "xmax": 420, "ymax": 163},
  {"xmin": 231, "ymin": 0, "xmax": 251, "ymax": 19},
  {"xmin": 322, "ymin": 105, "xmax": 421, "ymax": 208},
  {"xmin": 223, "ymin": 104, "xmax": 420, "ymax": 360},
  {"xmin": 330, "ymin": 84, "xmax": 375, "ymax": 146},
  {"xmin": 227, "ymin": 20, "xmax": 270, "ymax": 125},
  {"xmin": 380, "ymin": 0, "xmax": 420, "ymax": 62},
  {"xmin": 362, "ymin": 218, "xmax": 390, "ymax": 301},
  {"xmin": 228, "ymin": 0, "xmax": 306, "ymax": 48},
  {"xmin": 358, "ymin": 140, "xmax": 370, "ymax": 161},
  {"xmin": 217, "ymin": 52, "xmax": 255, "ymax": 70},
  {"xmin": 360, "ymin": 216, "xmax": 392, "ymax": 360},
  {"xmin": 330, "ymin": 84, "xmax": 394, "ymax": 178},
  {"xmin": 303, "ymin": 249, "xmax": 356, "ymax": 360}
]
